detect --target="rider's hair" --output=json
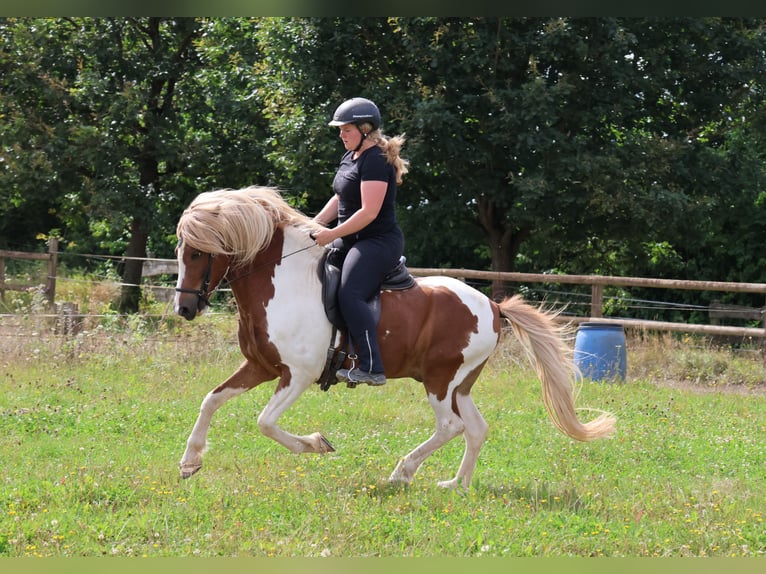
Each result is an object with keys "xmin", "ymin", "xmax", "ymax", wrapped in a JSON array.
[{"xmin": 359, "ymin": 124, "xmax": 410, "ymax": 186}]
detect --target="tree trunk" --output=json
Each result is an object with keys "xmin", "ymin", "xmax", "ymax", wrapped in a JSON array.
[
  {"xmin": 119, "ymin": 151, "xmax": 158, "ymax": 314},
  {"xmin": 118, "ymin": 218, "xmax": 148, "ymax": 314},
  {"xmin": 118, "ymin": 21, "xmax": 164, "ymax": 315},
  {"xmin": 477, "ymin": 195, "xmax": 530, "ymax": 301},
  {"xmin": 486, "ymin": 230, "xmax": 515, "ymax": 301}
]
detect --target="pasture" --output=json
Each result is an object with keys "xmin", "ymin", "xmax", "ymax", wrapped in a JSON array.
[{"xmin": 1, "ymin": 312, "xmax": 764, "ymax": 558}]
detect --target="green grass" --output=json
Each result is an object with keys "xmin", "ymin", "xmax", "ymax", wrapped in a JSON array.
[{"xmin": 1, "ymin": 316, "xmax": 764, "ymax": 557}]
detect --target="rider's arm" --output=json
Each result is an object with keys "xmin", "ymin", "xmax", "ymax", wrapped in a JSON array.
[{"xmin": 314, "ymin": 194, "xmax": 339, "ymax": 226}]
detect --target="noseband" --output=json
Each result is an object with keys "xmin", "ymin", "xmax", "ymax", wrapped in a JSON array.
[{"xmin": 175, "ymin": 252, "xmax": 215, "ymax": 310}]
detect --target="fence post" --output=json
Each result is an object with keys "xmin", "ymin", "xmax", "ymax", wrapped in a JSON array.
[
  {"xmin": 46, "ymin": 237, "xmax": 58, "ymax": 310},
  {"xmin": 0, "ymin": 256, "xmax": 5, "ymax": 301},
  {"xmin": 762, "ymin": 296, "xmax": 766, "ymax": 358},
  {"xmin": 590, "ymin": 283, "xmax": 603, "ymax": 318}
]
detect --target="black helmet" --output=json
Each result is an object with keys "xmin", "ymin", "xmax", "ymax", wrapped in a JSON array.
[{"xmin": 328, "ymin": 97, "xmax": 381, "ymax": 130}]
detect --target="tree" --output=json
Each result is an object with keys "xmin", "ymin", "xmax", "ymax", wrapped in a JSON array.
[
  {"xmin": 0, "ymin": 17, "xmax": 272, "ymax": 312},
  {"xmin": 257, "ymin": 17, "xmax": 766, "ymax": 300},
  {"xmin": 387, "ymin": 17, "xmax": 766, "ymax": 298},
  {"xmin": 2, "ymin": 17, "xmax": 765, "ymax": 317},
  {"xmin": 0, "ymin": 18, "xmax": 77, "ymax": 252}
]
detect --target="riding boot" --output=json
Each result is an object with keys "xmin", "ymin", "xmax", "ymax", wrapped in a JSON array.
[{"xmin": 336, "ymin": 329, "xmax": 386, "ymax": 386}]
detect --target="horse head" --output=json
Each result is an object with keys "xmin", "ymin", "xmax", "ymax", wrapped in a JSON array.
[
  {"xmin": 174, "ymin": 237, "xmax": 232, "ymax": 320},
  {"xmin": 173, "ymin": 186, "xmax": 324, "ymax": 321}
]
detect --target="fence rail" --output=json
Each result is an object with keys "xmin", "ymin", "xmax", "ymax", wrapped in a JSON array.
[{"xmin": 408, "ymin": 267, "xmax": 766, "ymax": 339}]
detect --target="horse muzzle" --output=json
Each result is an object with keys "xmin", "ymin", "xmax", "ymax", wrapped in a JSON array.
[{"xmin": 175, "ymin": 288, "xmax": 209, "ymax": 321}]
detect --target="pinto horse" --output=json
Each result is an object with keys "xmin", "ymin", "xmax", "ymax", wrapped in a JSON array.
[{"xmin": 174, "ymin": 186, "xmax": 615, "ymax": 489}]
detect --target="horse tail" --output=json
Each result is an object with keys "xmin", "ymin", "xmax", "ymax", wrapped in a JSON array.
[{"xmin": 498, "ymin": 295, "xmax": 616, "ymax": 442}]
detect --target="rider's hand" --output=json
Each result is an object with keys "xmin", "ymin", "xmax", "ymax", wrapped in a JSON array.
[{"xmin": 311, "ymin": 229, "xmax": 335, "ymax": 247}]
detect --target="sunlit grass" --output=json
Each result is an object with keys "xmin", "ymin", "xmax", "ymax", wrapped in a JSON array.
[{"xmin": 1, "ymin": 316, "xmax": 764, "ymax": 557}]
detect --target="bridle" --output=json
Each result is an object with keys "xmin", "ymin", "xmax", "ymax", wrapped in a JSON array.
[
  {"xmin": 174, "ymin": 236, "xmax": 320, "ymax": 310},
  {"xmin": 175, "ymin": 251, "xmax": 217, "ymax": 311}
]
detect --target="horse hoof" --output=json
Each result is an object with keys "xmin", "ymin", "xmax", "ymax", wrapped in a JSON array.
[
  {"xmin": 179, "ymin": 463, "xmax": 202, "ymax": 479},
  {"xmin": 437, "ymin": 478, "xmax": 467, "ymax": 491},
  {"xmin": 320, "ymin": 435, "xmax": 336, "ymax": 453},
  {"xmin": 388, "ymin": 476, "xmax": 410, "ymax": 487}
]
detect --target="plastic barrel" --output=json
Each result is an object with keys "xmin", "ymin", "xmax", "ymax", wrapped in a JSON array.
[{"xmin": 573, "ymin": 322, "xmax": 627, "ymax": 382}]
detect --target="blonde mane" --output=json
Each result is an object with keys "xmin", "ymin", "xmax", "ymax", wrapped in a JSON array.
[{"xmin": 176, "ymin": 186, "xmax": 324, "ymax": 264}]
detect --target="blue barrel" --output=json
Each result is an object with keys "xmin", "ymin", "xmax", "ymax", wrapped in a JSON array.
[{"xmin": 574, "ymin": 322, "xmax": 627, "ymax": 382}]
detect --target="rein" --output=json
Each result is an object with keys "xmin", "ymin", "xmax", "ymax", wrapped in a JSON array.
[{"xmin": 223, "ymin": 242, "xmax": 318, "ymax": 287}]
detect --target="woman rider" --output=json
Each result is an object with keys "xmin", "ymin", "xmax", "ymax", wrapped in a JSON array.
[{"xmin": 312, "ymin": 97, "xmax": 409, "ymax": 386}]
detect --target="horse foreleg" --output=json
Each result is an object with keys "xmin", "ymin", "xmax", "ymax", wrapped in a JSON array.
[
  {"xmin": 389, "ymin": 393, "xmax": 465, "ymax": 487},
  {"xmin": 257, "ymin": 376, "xmax": 336, "ymax": 454},
  {"xmin": 179, "ymin": 360, "xmax": 264, "ymax": 479},
  {"xmin": 179, "ymin": 386, "xmax": 246, "ymax": 478}
]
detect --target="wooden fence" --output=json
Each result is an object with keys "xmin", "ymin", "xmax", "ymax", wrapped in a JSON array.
[
  {"xmin": 408, "ymin": 267, "xmax": 766, "ymax": 339},
  {"xmin": 0, "ymin": 238, "xmax": 58, "ymax": 309},
  {"xmin": 142, "ymin": 261, "xmax": 766, "ymax": 339},
  {"xmin": 2, "ymin": 244, "xmax": 765, "ymax": 339}
]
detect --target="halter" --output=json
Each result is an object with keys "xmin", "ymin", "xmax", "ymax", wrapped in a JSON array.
[{"xmin": 175, "ymin": 251, "xmax": 216, "ymax": 311}]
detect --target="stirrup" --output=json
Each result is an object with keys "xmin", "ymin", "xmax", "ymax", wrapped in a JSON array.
[{"xmin": 338, "ymin": 368, "xmax": 386, "ymax": 387}]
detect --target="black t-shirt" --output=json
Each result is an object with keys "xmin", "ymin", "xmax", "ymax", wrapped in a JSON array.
[{"xmin": 333, "ymin": 146, "xmax": 398, "ymax": 239}]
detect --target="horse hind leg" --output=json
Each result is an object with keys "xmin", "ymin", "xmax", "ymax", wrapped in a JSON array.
[
  {"xmin": 388, "ymin": 391, "xmax": 467, "ymax": 487},
  {"xmin": 435, "ymin": 392, "xmax": 488, "ymax": 490}
]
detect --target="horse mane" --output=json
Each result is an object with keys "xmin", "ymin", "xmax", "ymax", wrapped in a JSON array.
[{"xmin": 176, "ymin": 186, "xmax": 324, "ymax": 265}]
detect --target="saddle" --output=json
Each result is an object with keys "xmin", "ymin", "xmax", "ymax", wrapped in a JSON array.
[{"xmin": 316, "ymin": 248, "xmax": 416, "ymax": 390}]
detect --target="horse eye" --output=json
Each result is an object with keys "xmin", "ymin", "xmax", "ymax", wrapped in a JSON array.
[{"xmin": 191, "ymin": 251, "xmax": 203, "ymax": 261}]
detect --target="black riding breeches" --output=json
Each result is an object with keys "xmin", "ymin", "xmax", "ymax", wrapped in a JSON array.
[{"xmin": 334, "ymin": 230, "xmax": 403, "ymax": 373}]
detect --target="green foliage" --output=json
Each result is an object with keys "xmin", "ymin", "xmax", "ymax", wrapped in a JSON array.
[
  {"xmin": 0, "ymin": 17, "xmax": 275, "ymax": 311},
  {"xmin": 2, "ymin": 17, "xmax": 766, "ymax": 309}
]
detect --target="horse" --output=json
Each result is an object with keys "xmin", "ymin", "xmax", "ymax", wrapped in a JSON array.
[{"xmin": 174, "ymin": 186, "xmax": 616, "ymax": 489}]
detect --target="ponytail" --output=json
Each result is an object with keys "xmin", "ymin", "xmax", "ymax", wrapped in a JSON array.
[{"xmin": 367, "ymin": 129, "xmax": 410, "ymax": 185}]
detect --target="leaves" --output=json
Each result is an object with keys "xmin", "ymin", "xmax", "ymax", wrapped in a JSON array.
[{"xmin": 1, "ymin": 17, "xmax": 765, "ymax": 307}]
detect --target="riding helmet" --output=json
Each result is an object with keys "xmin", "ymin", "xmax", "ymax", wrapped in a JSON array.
[{"xmin": 328, "ymin": 97, "xmax": 381, "ymax": 130}]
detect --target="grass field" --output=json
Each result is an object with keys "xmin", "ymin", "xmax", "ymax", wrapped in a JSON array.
[{"xmin": 1, "ymin": 311, "xmax": 764, "ymax": 557}]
